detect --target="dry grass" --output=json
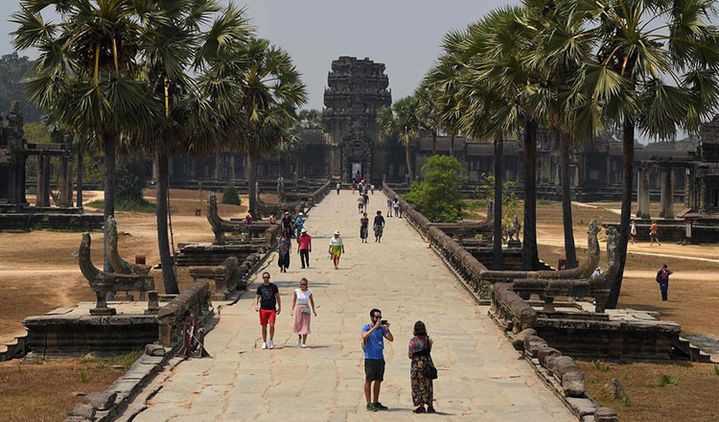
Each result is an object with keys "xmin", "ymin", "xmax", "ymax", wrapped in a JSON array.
[
  {"xmin": 0, "ymin": 352, "xmax": 141, "ymax": 422},
  {"xmin": 578, "ymin": 360, "xmax": 719, "ymax": 421}
]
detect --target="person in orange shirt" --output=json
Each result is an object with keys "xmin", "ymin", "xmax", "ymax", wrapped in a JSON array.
[{"xmin": 649, "ymin": 221, "xmax": 661, "ymax": 246}]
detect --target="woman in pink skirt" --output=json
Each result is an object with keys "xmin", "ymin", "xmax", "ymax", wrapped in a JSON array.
[{"xmin": 290, "ymin": 278, "xmax": 317, "ymax": 348}]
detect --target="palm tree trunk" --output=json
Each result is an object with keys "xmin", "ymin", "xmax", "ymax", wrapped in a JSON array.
[
  {"xmin": 522, "ymin": 119, "xmax": 539, "ymax": 270},
  {"xmin": 405, "ymin": 142, "xmax": 414, "ymax": 182},
  {"xmin": 76, "ymin": 143, "xmax": 84, "ymax": 210},
  {"xmin": 156, "ymin": 153, "xmax": 179, "ymax": 294},
  {"xmin": 432, "ymin": 129, "xmax": 437, "ymax": 155},
  {"xmin": 606, "ymin": 119, "xmax": 634, "ymax": 308},
  {"xmin": 493, "ymin": 133, "xmax": 504, "ymax": 269},
  {"xmin": 560, "ymin": 131, "xmax": 577, "ymax": 268},
  {"xmin": 247, "ymin": 150, "xmax": 258, "ymax": 214},
  {"xmin": 102, "ymin": 133, "xmax": 117, "ymax": 272}
]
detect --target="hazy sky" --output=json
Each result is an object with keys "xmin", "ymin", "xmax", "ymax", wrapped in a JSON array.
[{"xmin": 0, "ymin": 0, "xmax": 518, "ymax": 110}]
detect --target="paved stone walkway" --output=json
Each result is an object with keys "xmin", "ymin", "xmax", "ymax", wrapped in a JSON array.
[{"xmin": 130, "ymin": 191, "xmax": 573, "ymax": 421}]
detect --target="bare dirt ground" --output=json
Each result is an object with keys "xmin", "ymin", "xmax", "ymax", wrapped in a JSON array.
[{"xmin": 0, "ymin": 195, "xmax": 717, "ymax": 421}]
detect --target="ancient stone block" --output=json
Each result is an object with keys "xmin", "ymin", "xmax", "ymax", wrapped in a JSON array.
[
  {"xmin": 512, "ymin": 328, "xmax": 537, "ymax": 351},
  {"xmin": 595, "ymin": 407, "xmax": 619, "ymax": 421},
  {"xmin": 145, "ymin": 344, "xmax": 166, "ymax": 357},
  {"xmin": 523, "ymin": 335, "xmax": 549, "ymax": 358}
]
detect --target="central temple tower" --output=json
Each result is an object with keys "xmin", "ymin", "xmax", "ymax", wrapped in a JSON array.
[{"xmin": 323, "ymin": 56, "xmax": 391, "ymax": 183}]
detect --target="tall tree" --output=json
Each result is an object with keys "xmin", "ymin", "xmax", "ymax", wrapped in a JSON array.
[
  {"xmin": 203, "ymin": 37, "xmax": 307, "ymax": 214},
  {"xmin": 377, "ymin": 96, "xmax": 422, "ymax": 182},
  {"xmin": 415, "ymin": 79, "xmax": 442, "ymax": 156},
  {"xmin": 133, "ymin": 0, "xmax": 252, "ymax": 294},
  {"xmin": 572, "ymin": 0, "xmax": 719, "ymax": 307},
  {"xmin": 13, "ymin": 0, "xmax": 157, "ymax": 270}
]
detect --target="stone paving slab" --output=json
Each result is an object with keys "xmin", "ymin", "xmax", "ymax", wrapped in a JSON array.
[{"xmin": 128, "ymin": 191, "xmax": 573, "ymax": 421}]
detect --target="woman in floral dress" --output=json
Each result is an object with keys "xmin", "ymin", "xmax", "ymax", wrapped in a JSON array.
[{"xmin": 408, "ymin": 321, "xmax": 436, "ymax": 413}]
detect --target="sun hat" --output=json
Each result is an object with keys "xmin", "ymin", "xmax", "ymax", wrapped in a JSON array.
[
  {"xmin": 334, "ymin": 230, "xmax": 340, "ymax": 235},
  {"xmin": 301, "ymin": 228, "xmax": 307, "ymax": 233}
]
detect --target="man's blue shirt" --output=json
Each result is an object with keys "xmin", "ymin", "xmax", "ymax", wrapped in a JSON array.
[{"xmin": 362, "ymin": 324, "xmax": 387, "ymax": 360}]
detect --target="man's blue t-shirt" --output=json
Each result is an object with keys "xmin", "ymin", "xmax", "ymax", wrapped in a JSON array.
[{"xmin": 362, "ymin": 324, "xmax": 388, "ymax": 360}]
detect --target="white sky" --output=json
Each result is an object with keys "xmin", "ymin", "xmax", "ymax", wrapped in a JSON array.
[{"xmin": 0, "ymin": 0, "xmax": 519, "ymax": 110}]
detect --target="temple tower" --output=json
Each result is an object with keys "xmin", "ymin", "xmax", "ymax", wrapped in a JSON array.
[{"xmin": 322, "ymin": 56, "xmax": 391, "ymax": 183}]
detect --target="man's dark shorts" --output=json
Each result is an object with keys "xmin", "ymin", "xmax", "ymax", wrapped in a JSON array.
[{"xmin": 364, "ymin": 359, "xmax": 385, "ymax": 382}]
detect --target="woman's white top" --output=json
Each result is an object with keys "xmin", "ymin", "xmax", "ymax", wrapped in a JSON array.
[
  {"xmin": 329, "ymin": 236, "xmax": 343, "ymax": 246},
  {"xmin": 295, "ymin": 288, "xmax": 312, "ymax": 305}
]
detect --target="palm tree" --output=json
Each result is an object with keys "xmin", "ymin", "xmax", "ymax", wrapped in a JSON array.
[
  {"xmin": 132, "ymin": 1, "xmax": 252, "ymax": 294},
  {"xmin": 13, "ymin": 0, "xmax": 157, "ymax": 270},
  {"xmin": 426, "ymin": 60, "xmax": 463, "ymax": 156},
  {"xmin": 377, "ymin": 96, "xmax": 422, "ymax": 182},
  {"xmin": 573, "ymin": 0, "xmax": 719, "ymax": 307},
  {"xmin": 415, "ymin": 80, "xmax": 442, "ymax": 156},
  {"xmin": 203, "ymin": 37, "xmax": 307, "ymax": 214}
]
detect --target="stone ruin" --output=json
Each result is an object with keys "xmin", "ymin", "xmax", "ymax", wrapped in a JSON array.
[{"xmin": 0, "ymin": 102, "xmax": 103, "ymax": 231}]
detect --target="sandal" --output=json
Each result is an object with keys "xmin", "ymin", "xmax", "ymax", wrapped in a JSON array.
[
  {"xmin": 427, "ymin": 406, "xmax": 436, "ymax": 414},
  {"xmin": 413, "ymin": 406, "xmax": 426, "ymax": 413}
]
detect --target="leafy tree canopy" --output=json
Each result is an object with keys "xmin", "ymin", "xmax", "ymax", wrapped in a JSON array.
[
  {"xmin": 298, "ymin": 109, "xmax": 322, "ymax": 129},
  {"xmin": 405, "ymin": 155, "xmax": 465, "ymax": 222},
  {"xmin": 0, "ymin": 53, "xmax": 42, "ymax": 122}
]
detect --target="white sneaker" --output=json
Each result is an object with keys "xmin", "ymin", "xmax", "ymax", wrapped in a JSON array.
[
  {"xmin": 268, "ymin": 340, "xmax": 274, "ymax": 349},
  {"xmin": 301, "ymin": 343, "xmax": 307, "ymax": 348},
  {"xmin": 261, "ymin": 342, "xmax": 267, "ymax": 350}
]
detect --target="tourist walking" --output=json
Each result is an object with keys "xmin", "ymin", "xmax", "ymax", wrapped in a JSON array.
[
  {"xmin": 329, "ymin": 230, "xmax": 345, "ymax": 270},
  {"xmin": 298, "ymin": 228, "xmax": 312, "ymax": 269},
  {"xmin": 649, "ymin": 221, "xmax": 661, "ymax": 245},
  {"xmin": 336, "ymin": 182, "xmax": 341, "ymax": 195},
  {"xmin": 370, "ymin": 184, "xmax": 375, "ymax": 194},
  {"xmin": 245, "ymin": 210, "xmax": 254, "ymax": 225},
  {"xmin": 361, "ymin": 308, "xmax": 394, "ymax": 412},
  {"xmin": 408, "ymin": 321, "xmax": 436, "ymax": 414},
  {"xmin": 363, "ymin": 191, "xmax": 369, "ymax": 208},
  {"xmin": 282, "ymin": 211, "xmax": 293, "ymax": 238},
  {"xmin": 357, "ymin": 195, "xmax": 365, "ymax": 214},
  {"xmin": 373, "ymin": 210, "xmax": 385, "ymax": 243},
  {"xmin": 294, "ymin": 212, "xmax": 305, "ymax": 239},
  {"xmin": 656, "ymin": 264, "xmax": 673, "ymax": 301},
  {"xmin": 268, "ymin": 213, "xmax": 276, "ymax": 225},
  {"xmin": 360, "ymin": 212, "xmax": 369, "ymax": 243},
  {"xmin": 630, "ymin": 220, "xmax": 637, "ymax": 244},
  {"xmin": 290, "ymin": 278, "xmax": 317, "ymax": 348},
  {"xmin": 277, "ymin": 232, "xmax": 291, "ymax": 273},
  {"xmin": 387, "ymin": 197, "xmax": 393, "ymax": 217},
  {"xmin": 255, "ymin": 272, "xmax": 281, "ymax": 350},
  {"xmin": 392, "ymin": 198, "xmax": 401, "ymax": 218}
]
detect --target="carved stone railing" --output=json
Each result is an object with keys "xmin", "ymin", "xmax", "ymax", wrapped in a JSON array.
[
  {"xmin": 157, "ymin": 281, "xmax": 212, "ymax": 348},
  {"xmin": 79, "ymin": 233, "xmax": 155, "ymax": 315},
  {"xmin": 490, "ymin": 283, "xmax": 537, "ymax": 333},
  {"xmin": 481, "ymin": 219, "xmax": 601, "ymax": 283},
  {"xmin": 511, "ymin": 226, "xmax": 620, "ymax": 313},
  {"xmin": 107, "ymin": 216, "xmax": 151, "ymax": 276},
  {"xmin": 189, "ymin": 257, "xmax": 241, "ymax": 300}
]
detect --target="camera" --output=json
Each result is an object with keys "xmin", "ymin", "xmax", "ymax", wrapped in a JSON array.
[{"xmin": 381, "ymin": 320, "xmax": 388, "ymax": 325}]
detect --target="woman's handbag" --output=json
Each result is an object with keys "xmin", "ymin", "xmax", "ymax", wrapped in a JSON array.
[{"xmin": 424, "ymin": 360, "xmax": 438, "ymax": 380}]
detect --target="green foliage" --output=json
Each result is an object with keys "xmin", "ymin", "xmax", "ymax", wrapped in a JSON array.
[
  {"xmin": 24, "ymin": 123, "xmax": 52, "ymax": 143},
  {"xmin": 298, "ymin": 109, "xmax": 322, "ymax": 129},
  {"xmin": 713, "ymin": 365, "xmax": 719, "ymax": 376},
  {"xmin": 85, "ymin": 199, "xmax": 155, "ymax": 214},
  {"xmin": 115, "ymin": 155, "xmax": 151, "ymax": 205},
  {"xmin": 0, "ymin": 53, "xmax": 42, "ymax": 122},
  {"xmin": 475, "ymin": 173, "xmax": 521, "ymax": 226},
  {"xmin": 79, "ymin": 371, "xmax": 91, "ymax": 384},
  {"xmin": 657, "ymin": 374, "xmax": 680, "ymax": 387},
  {"xmin": 405, "ymin": 155, "xmax": 464, "ymax": 222},
  {"xmin": 222, "ymin": 185, "xmax": 242, "ymax": 206},
  {"xmin": 591, "ymin": 360, "xmax": 611, "ymax": 372}
]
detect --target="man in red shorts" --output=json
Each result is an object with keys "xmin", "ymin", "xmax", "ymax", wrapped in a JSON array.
[{"xmin": 255, "ymin": 272, "xmax": 281, "ymax": 349}]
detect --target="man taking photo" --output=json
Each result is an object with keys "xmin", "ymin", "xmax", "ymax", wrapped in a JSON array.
[{"xmin": 361, "ymin": 308, "xmax": 394, "ymax": 411}]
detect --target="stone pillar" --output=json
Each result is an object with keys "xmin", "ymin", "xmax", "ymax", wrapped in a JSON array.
[
  {"xmin": 330, "ymin": 145, "xmax": 342, "ymax": 180},
  {"xmin": 660, "ymin": 166, "xmax": 674, "ymax": 218},
  {"xmin": 36, "ymin": 155, "xmax": 51, "ymax": 207},
  {"xmin": 636, "ymin": 165, "xmax": 651, "ymax": 219},
  {"xmin": 60, "ymin": 156, "xmax": 73, "ymax": 207}
]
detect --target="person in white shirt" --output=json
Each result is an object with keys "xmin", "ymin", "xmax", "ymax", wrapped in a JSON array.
[
  {"xmin": 328, "ymin": 230, "xmax": 345, "ymax": 270},
  {"xmin": 290, "ymin": 278, "xmax": 317, "ymax": 348}
]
